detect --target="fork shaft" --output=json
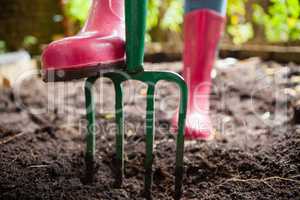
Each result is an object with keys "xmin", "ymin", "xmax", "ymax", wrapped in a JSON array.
[{"xmin": 125, "ymin": 0, "xmax": 147, "ymax": 73}]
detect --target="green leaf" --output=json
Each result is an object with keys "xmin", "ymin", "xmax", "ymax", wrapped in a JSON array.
[
  {"xmin": 65, "ymin": 0, "xmax": 91, "ymax": 25},
  {"xmin": 227, "ymin": 23, "xmax": 254, "ymax": 44},
  {"xmin": 23, "ymin": 36, "xmax": 38, "ymax": 48},
  {"xmin": 161, "ymin": 0, "xmax": 183, "ymax": 32},
  {"xmin": 253, "ymin": 4, "xmax": 266, "ymax": 25},
  {"xmin": 0, "ymin": 40, "xmax": 6, "ymax": 54}
]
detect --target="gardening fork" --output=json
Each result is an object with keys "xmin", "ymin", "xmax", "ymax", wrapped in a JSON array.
[{"xmin": 84, "ymin": 0, "xmax": 188, "ymax": 199}]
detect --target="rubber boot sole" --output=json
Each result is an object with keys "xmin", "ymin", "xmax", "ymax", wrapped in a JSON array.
[{"xmin": 42, "ymin": 60, "xmax": 125, "ymax": 82}]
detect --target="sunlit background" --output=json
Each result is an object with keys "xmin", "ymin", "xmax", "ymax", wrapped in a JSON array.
[{"xmin": 1, "ymin": 0, "xmax": 300, "ymax": 55}]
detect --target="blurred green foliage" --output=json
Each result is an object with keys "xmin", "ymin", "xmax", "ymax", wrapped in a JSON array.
[
  {"xmin": 227, "ymin": 0, "xmax": 254, "ymax": 44},
  {"xmin": 0, "ymin": 41, "xmax": 6, "ymax": 54},
  {"xmin": 0, "ymin": 36, "xmax": 38, "ymax": 54},
  {"xmin": 63, "ymin": 0, "xmax": 183, "ymax": 42},
  {"xmin": 22, "ymin": 36, "xmax": 38, "ymax": 49},
  {"xmin": 253, "ymin": 0, "xmax": 300, "ymax": 42},
  {"xmin": 148, "ymin": 0, "xmax": 183, "ymax": 32},
  {"xmin": 64, "ymin": 0, "xmax": 91, "ymax": 26},
  {"xmin": 63, "ymin": 0, "xmax": 300, "ymax": 44},
  {"xmin": 146, "ymin": 0, "xmax": 183, "ymax": 41}
]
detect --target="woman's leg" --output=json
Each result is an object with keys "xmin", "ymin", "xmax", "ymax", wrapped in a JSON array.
[
  {"xmin": 185, "ymin": 0, "xmax": 227, "ymax": 16},
  {"xmin": 173, "ymin": 0, "xmax": 227, "ymax": 139}
]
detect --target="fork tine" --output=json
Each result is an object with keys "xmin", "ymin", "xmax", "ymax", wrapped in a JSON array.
[
  {"xmin": 144, "ymin": 83, "xmax": 156, "ymax": 199},
  {"xmin": 133, "ymin": 71, "xmax": 187, "ymax": 199},
  {"xmin": 84, "ymin": 77, "xmax": 98, "ymax": 177},
  {"xmin": 174, "ymin": 81, "xmax": 188, "ymax": 200},
  {"xmin": 113, "ymin": 80, "xmax": 125, "ymax": 187},
  {"xmin": 84, "ymin": 71, "xmax": 187, "ymax": 199}
]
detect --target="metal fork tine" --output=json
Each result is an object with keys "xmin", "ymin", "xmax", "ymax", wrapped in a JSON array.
[
  {"xmin": 144, "ymin": 83, "xmax": 156, "ymax": 199},
  {"xmin": 113, "ymin": 80, "xmax": 125, "ymax": 187},
  {"xmin": 84, "ymin": 77, "xmax": 98, "ymax": 180},
  {"xmin": 175, "ymin": 82, "xmax": 188, "ymax": 200},
  {"xmin": 84, "ymin": 71, "xmax": 188, "ymax": 199}
]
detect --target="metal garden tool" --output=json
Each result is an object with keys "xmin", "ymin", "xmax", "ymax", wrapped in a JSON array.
[
  {"xmin": 84, "ymin": 0, "xmax": 188, "ymax": 199},
  {"xmin": 41, "ymin": 0, "xmax": 188, "ymax": 199}
]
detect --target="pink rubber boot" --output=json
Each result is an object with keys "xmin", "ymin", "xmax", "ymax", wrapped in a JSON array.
[
  {"xmin": 173, "ymin": 9, "xmax": 225, "ymax": 140},
  {"xmin": 41, "ymin": 0, "xmax": 125, "ymax": 81}
]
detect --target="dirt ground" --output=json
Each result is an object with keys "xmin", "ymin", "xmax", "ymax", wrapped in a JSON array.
[{"xmin": 0, "ymin": 58, "xmax": 299, "ymax": 199}]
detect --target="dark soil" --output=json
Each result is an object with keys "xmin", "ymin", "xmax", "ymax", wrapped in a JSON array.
[{"xmin": 0, "ymin": 58, "xmax": 299, "ymax": 199}]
